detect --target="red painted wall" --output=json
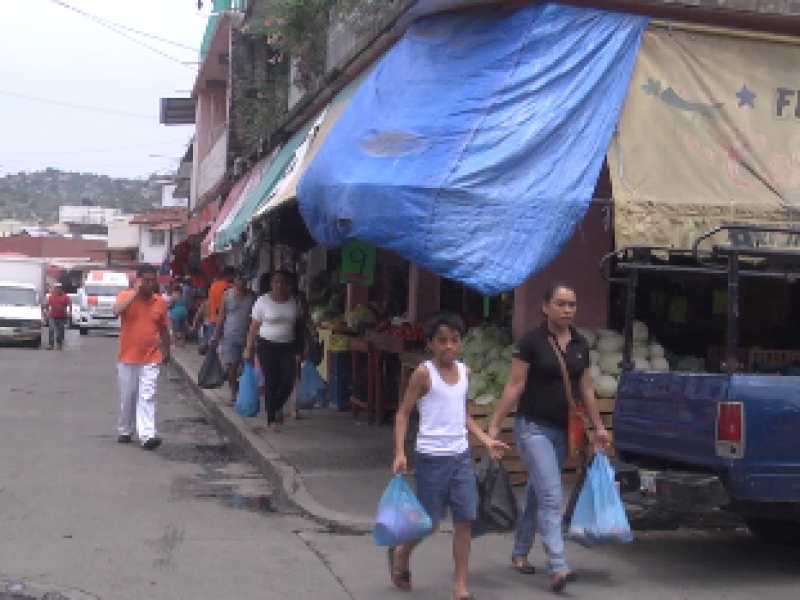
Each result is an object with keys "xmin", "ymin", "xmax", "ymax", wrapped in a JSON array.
[
  {"xmin": 0, "ymin": 237, "xmax": 106, "ymax": 260},
  {"xmin": 512, "ymin": 203, "xmax": 612, "ymax": 340}
]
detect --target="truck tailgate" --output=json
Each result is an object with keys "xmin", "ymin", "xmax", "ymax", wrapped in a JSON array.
[{"xmin": 615, "ymin": 372, "xmax": 729, "ymax": 465}]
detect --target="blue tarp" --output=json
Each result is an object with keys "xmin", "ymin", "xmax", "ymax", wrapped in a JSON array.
[{"xmin": 297, "ymin": 4, "xmax": 647, "ymax": 295}]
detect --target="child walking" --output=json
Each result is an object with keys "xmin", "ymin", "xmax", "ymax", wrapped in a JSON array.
[{"xmin": 391, "ymin": 311, "xmax": 508, "ymax": 600}]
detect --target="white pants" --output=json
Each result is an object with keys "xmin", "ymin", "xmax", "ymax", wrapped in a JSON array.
[{"xmin": 117, "ymin": 362, "xmax": 160, "ymax": 443}]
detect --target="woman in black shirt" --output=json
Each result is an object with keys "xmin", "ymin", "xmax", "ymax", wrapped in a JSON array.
[{"xmin": 488, "ymin": 282, "xmax": 609, "ymax": 592}]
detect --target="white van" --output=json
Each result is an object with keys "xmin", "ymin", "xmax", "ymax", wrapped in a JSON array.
[{"xmin": 77, "ymin": 271, "xmax": 131, "ymax": 335}]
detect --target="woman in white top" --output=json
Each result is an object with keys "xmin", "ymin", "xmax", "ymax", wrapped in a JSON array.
[{"xmin": 243, "ymin": 271, "xmax": 312, "ymax": 432}]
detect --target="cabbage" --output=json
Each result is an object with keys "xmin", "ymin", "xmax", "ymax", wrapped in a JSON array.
[
  {"xmin": 577, "ymin": 327, "xmax": 597, "ymax": 349},
  {"xmin": 599, "ymin": 352, "xmax": 623, "ymax": 376},
  {"xmin": 589, "ymin": 350, "xmax": 599, "ymax": 365},
  {"xmin": 594, "ymin": 375, "xmax": 618, "ymax": 398},
  {"xmin": 467, "ymin": 374, "xmax": 487, "ymax": 398},
  {"xmin": 595, "ymin": 329, "xmax": 616, "ymax": 338},
  {"xmin": 346, "ymin": 304, "xmax": 375, "ymax": 329},
  {"xmin": 590, "ymin": 364, "xmax": 601, "ymax": 380},
  {"xmin": 473, "ymin": 394, "xmax": 495, "ymax": 406},
  {"xmin": 632, "ymin": 320, "xmax": 648, "ymax": 342},
  {"xmin": 633, "ymin": 358, "xmax": 651, "ymax": 371},
  {"xmin": 485, "ymin": 346, "xmax": 501, "ymax": 362},
  {"xmin": 651, "ymin": 358, "xmax": 670, "ymax": 372},
  {"xmin": 649, "ymin": 343, "xmax": 665, "ymax": 360},
  {"xmin": 597, "ymin": 335, "xmax": 624, "ymax": 354},
  {"xmin": 632, "ymin": 344, "xmax": 649, "ymax": 360},
  {"xmin": 501, "ymin": 346, "xmax": 514, "ymax": 361}
]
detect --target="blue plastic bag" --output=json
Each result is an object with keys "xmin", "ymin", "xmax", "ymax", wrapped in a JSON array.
[
  {"xmin": 295, "ymin": 360, "xmax": 328, "ymax": 410},
  {"xmin": 567, "ymin": 451, "xmax": 633, "ymax": 547},
  {"xmin": 235, "ymin": 363, "xmax": 260, "ymax": 418},
  {"xmin": 373, "ymin": 475, "xmax": 433, "ymax": 547}
]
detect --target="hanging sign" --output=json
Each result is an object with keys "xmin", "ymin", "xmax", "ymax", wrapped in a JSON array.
[{"xmin": 340, "ymin": 239, "xmax": 376, "ymax": 286}]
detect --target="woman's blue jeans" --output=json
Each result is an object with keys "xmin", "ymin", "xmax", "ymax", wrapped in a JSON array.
[{"xmin": 512, "ymin": 416, "xmax": 568, "ymax": 574}]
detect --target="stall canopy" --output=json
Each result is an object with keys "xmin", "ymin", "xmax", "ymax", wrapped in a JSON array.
[
  {"xmin": 251, "ymin": 72, "xmax": 366, "ymax": 221},
  {"xmin": 609, "ymin": 27, "xmax": 800, "ymax": 249},
  {"xmin": 202, "ymin": 165, "xmax": 255, "ymax": 257},
  {"xmin": 297, "ymin": 3, "xmax": 647, "ymax": 295},
  {"xmin": 214, "ymin": 119, "xmax": 316, "ymax": 251}
]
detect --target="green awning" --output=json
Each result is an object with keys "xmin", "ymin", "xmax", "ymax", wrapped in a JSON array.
[{"xmin": 214, "ymin": 119, "xmax": 315, "ymax": 250}]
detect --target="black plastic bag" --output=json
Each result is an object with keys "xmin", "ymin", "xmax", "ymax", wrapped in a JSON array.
[
  {"xmin": 197, "ymin": 346, "xmax": 225, "ymax": 389},
  {"xmin": 474, "ymin": 454, "xmax": 518, "ymax": 534},
  {"xmin": 308, "ymin": 338, "xmax": 324, "ymax": 366}
]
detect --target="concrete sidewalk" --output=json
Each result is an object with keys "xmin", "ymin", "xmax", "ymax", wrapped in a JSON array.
[{"xmin": 172, "ymin": 344, "xmax": 405, "ymax": 530}]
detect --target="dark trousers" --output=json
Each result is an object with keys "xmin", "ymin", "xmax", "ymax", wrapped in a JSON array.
[{"xmin": 256, "ymin": 338, "xmax": 297, "ymax": 424}]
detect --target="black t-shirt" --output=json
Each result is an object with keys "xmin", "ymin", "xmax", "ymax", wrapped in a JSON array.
[{"xmin": 513, "ymin": 323, "xmax": 591, "ymax": 430}]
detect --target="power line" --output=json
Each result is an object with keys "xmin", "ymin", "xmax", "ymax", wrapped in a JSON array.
[
  {"xmin": 0, "ymin": 140, "xmax": 192, "ymax": 156},
  {"xmin": 0, "ymin": 89, "xmax": 156, "ymax": 119},
  {"xmin": 49, "ymin": 0, "xmax": 197, "ymax": 70}
]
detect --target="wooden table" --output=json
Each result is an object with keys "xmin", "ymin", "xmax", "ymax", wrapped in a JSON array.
[
  {"xmin": 349, "ymin": 337, "xmax": 375, "ymax": 423},
  {"xmin": 370, "ymin": 333, "xmax": 405, "ymax": 426}
]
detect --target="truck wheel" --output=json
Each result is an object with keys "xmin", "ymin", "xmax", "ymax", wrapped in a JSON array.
[
  {"xmin": 746, "ymin": 518, "xmax": 800, "ymax": 546},
  {"xmin": 79, "ymin": 328, "xmax": 88, "ymax": 336}
]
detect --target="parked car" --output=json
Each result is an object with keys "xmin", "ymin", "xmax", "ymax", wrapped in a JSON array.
[{"xmin": 67, "ymin": 293, "xmax": 80, "ymax": 329}]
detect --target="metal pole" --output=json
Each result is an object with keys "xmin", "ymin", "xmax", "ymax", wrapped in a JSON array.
[
  {"xmin": 726, "ymin": 251, "xmax": 740, "ymax": 373},
  {"xmin": 620, "ymin": 268, "xmax": 638, "ymax": 371}
]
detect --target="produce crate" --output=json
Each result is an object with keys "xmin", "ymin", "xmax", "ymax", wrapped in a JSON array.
[{"xmin": 467, "ymin": 397, "xmax": 617, "ymax": 486}]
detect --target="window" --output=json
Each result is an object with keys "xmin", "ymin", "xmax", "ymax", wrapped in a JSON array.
[{"xmin": 149, "ymin": 230, "xmax": 166, "ymax": 246}]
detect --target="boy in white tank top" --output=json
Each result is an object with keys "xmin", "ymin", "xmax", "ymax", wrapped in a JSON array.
[{"xmin": 391, "ymin": 311, "xmax": 508, "ymax": 600}]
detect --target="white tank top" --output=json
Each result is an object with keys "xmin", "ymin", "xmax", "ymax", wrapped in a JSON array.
[{"xmin": 415, "ymin": 361, "xmax": 469, "ymax": 456}]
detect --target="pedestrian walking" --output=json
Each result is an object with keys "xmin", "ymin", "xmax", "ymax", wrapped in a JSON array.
[
  {"xmin": 488, "ymin": 282, "xmax": 609, "ymax": 592},
  {"xmin": 211, "ymin": 271, "xmax": 254, "ymax": 404},
  {"xmin": 112, "ymin": 264, "xmax": 171, "ymax": 450},
  {"xmin": 391, "ymin": 311, "xmax": 507, "ymax": 600},
  {"xmin": 205, "ymin": 266, "xmax": 236, "ymax": 345},
  {"xmin": 45, "ymin": 282, "xmax": 71, "ymax": 350},
  {"xmin": 168, "ymin": 284, "xmax": 189, "ymax": 348},
  {"xmin": 288, "ymin": 271, "xmax": 313, "ymax": 420},
  {"xmin": 243, "ymin": 271, "xmax": 314, "ymax": 432}
]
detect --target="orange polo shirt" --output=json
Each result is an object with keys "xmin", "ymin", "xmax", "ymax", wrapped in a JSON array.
[
  {"xmin": 206, "ymin": 280, "xmax": 229, "ymax": 324},
  {"xmin": 117, "ymin": 291, "xmax": 168, "ymax": 364}
]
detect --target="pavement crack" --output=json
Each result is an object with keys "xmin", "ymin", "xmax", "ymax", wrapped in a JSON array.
[{"xmin": 294, "ymin": 530, "xmax": 355, "ymax": 600}]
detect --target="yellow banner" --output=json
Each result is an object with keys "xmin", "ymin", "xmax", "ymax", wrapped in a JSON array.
[{"xmin": 609, "ymin": 27, "xmax": 800, "ymax": 249}]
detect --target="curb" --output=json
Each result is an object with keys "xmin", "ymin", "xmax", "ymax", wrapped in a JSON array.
[{"xmin": 170, "ymin": 352, "xmax": 375, "ymax": 533}]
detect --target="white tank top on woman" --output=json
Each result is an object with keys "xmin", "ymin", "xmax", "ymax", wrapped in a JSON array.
[
  {"xmin": 415, "ymin": 360, "xmax": 469, "ymax": 456},
  {"xmin": 251, "ymin": 294, "xmax": 298, "ymax": 343}
]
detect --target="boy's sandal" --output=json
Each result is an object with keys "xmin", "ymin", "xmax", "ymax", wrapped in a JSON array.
[
  {"xmin": 387, "ymin": 547, "xmax": 412, "ymax": 591},
  {"xmin": 551, "ymin": 571, "xmax": 579, "ymax": 593},
  {"xmin": 511, "ymin": 558, "xmax": 536, "ymax": 575}
]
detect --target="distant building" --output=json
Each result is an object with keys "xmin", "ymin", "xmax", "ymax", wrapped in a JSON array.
[
  {"xmin": 0, "ymin": 219, "xmax": 32, "ymax": 237},
  {"xmin": 161, "ymin": 184, "xmax": 188, "ymax": 208},
  {"xmin": 58, "ymin": 205, "xmax": 122, "ymax": 226}
]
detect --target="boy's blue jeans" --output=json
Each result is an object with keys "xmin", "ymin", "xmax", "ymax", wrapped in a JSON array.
[{"xmin": 512, "ymin": 416, "xmax": 569, "ymax": 575}]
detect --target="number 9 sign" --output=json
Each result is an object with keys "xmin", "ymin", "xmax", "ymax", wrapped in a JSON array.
[{"xmin": 340, "ymin": 239, "xmax": 376, "ymax": 286}]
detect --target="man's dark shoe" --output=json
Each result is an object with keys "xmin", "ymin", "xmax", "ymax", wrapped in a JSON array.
[
  {"xmin": 142, "ymin": 437, "xmax": 162, "ymax": 451},
  {"xmin": 117, "ymin": 434, "xmax": 132, "ymax": 444}
]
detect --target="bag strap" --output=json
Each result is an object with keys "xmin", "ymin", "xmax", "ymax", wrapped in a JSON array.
[{"xmin": 547, "ymin": 335, "xmax": 577, "ymax": 409}]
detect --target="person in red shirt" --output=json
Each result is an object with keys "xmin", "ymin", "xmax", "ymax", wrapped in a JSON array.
[
  {"xmin": 112, "ymin": 264, "xmax": 171, "ymax": 450},
  {"xmin": 45, "ymin": 283, "xmax": 71, "ymax": 350}
]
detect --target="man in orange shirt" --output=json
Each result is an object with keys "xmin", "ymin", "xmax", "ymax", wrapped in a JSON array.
[
  {"xmin": 205, "ymin": 266, "xmax": 236, "ymax": 345},
  {"xmin": 112, "ymin": 264, "xmax": 171, "ymax": 450}
]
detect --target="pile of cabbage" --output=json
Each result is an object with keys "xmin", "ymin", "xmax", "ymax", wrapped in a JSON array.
[
  {"xmin": 461, "ymin": 325, "xmax": 513, "ymax": 406},
  {"xmin": 579, "ymin": 321, "xmax": 670, "ymax": 399}
]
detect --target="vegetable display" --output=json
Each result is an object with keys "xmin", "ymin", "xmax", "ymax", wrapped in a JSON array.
[{"xmin": 462, "ymin": 325, "xmax": 513, "ymax": 405}]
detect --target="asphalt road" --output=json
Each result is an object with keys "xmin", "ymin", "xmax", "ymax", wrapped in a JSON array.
[{"xmin": 0, "ymin": 330, "xmax": 799, "ymax": 600}]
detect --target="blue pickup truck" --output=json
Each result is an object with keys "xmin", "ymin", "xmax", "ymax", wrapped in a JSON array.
[{"xmin": 602, "ymin": 225, "xmax": 800, "ymax": 545}]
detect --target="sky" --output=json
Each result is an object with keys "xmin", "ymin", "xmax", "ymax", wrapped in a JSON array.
[{"xmin": 0, "ymin": 0, "xmax": 210, "ymax": 180}]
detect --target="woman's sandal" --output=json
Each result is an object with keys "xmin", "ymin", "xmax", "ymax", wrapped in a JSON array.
[
  {"xmin": 387, "ymin": 547, "xmax": 412, "ymax": 591},
  {"xmin": 551, "ymin": 571, "xmax": 578, "ymax": 593},
  {"xmin": 511, "ymin": 557, "xmax": 536, "ymax": 575}
]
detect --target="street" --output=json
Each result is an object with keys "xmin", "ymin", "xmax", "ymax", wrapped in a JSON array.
[{"xmin": 0, "ymin": 331, "xmax": 799, "ymax": 599}]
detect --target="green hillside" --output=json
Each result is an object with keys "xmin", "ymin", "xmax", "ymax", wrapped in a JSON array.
[{"xmin": 0, "ymin": 168, "xmax": 163, "ymax": 224}]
